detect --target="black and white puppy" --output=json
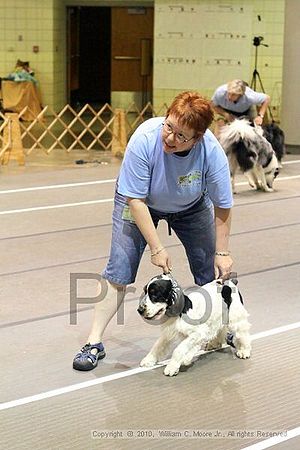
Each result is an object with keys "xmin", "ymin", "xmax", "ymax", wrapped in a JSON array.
[
  {"xmin": 138, "ymin": 274, "xmax": 251, "ymax": 377},
  {"xmin": 218, "ymin": 118, "xmax": 279, "ymax": 193}
]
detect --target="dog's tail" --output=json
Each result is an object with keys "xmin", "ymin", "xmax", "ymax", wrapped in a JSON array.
[{"xmin": 219, "ymin": 118, "xmax": 258, "ymax": 150}]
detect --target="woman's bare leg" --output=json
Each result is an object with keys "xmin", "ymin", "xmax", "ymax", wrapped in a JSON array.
[{"xmin": 87, "ymin": 280, "xmax": 126, "ymax": 344}]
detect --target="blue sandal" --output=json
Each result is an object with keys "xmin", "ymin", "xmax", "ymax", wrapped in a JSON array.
[{"xmin": 73, "ymin": 342, "xmax": 106, "ymax": 371}]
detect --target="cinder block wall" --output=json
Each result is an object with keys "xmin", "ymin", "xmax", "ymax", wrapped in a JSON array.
[
  {"xmin": 153, "ymin": 0, "xmax": 284, "ymax": 120},
  {"xmin": 0, "ymin": 0, "xmax": 284, "ymax": 119},
  {"xmin": 0, "ymin": 0, "xmax": 66, "ymax": 110}
]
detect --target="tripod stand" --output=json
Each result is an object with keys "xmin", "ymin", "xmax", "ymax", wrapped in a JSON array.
[{"xmin": 250, "ymin": 37, "xmax": 273, "ymax": 121}]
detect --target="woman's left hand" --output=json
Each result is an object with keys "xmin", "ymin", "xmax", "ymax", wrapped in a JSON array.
[{"xmin": 214, "ymin": 254, "xmax": 233, "ymax": 280}]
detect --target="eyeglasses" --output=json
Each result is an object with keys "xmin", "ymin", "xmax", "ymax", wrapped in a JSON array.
[{"xmin": 163, "ymin": 122, "xmax": 195, "ymax": 144}]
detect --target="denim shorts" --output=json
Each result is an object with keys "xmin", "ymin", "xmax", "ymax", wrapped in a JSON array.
[{"xmin": 102, "ymin": 192, "xmax": 215, "ymax": 286}]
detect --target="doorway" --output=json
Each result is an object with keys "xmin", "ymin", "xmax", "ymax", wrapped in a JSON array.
[
  {"xmin": 67, "ymin": 6, "xmax": 154, "ymax": 109},
  {"xmin": 67, "ymin": 7, "xmax": 111, "ymax": 107}
]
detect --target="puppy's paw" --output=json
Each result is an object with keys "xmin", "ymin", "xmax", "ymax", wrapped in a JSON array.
[
  {"xmin": 164, "ymin": 362, "xmax": 180, "ymax": 376},
  {"xmin": 236, "ymin": 348, "xmax": 251, "ymax": 359},
  {"xmin": 182, "ymin": 357, "xmax": 193, "ymax": 366},
  {"xmin": 140, "ymin": 354, "xmax": 157, "ymax": 367}
]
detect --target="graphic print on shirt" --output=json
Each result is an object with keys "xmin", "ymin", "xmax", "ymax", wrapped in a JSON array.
[{"xmin": 178, "ymin": 170, "xmax": 202, "ymax": 187}]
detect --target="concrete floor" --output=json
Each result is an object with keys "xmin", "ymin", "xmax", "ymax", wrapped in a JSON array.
[{"xmin": 0, "ymin": 149, "xmax": 300, "ymax": 450}]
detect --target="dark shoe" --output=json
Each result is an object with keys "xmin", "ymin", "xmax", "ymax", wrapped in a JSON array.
[{"xmin": 73, "ymin": 342, "xmax": 106, "ymax": 371}]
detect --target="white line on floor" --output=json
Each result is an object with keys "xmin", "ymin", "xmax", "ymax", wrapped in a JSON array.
[
  {"xmin": 0, "ymin": 174, "xmax": 299, "ymax": 216},
  {"xmin": 235, "ymin": 175, "xmax": 300, "ymax": 186},
  {"xmin": 0, "ymin": 198, "xmax": 114, "ymax": 215},
  {"xmin": 241, "ymin": 426, "xmax": 300, "ymax": 450},
  {"xmin": 0, "ymin": 179, "xmax": 116, "ymax": 195},
  {"xmin": 282, "ymin": 159, "xmax": 300, "ymax": 165},
  {"xmin": 236, "ymin": 174, "xmax": 300, "ymax": 186},
  {"xmin": 0, "ymin": 159, "xmax": 299, "ymax": 195},
  {"xmin": 0, "ymin": 321, "xmax": 299, "ymax": 412}
]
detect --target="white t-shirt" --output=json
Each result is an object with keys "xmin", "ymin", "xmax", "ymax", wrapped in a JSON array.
[{"xmin": 117, "ymin": 117, "xmax": 233, "ymax": 213}]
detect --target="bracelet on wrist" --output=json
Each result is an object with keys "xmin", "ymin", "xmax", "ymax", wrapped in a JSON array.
[
  {"xmin": 215, "ymin": 251, "xmax": 231, "ymax": 257},
  {"xmin": 151, "ymin": 247, "xmax": 165, "ymax": 257}
]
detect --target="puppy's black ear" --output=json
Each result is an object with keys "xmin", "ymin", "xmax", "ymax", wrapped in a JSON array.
[
  {"xmin": 166, "ymin": 282, "xmax": 175, "ymax": 306},
  {"xmin": 167, "ymin": 292, "xmax": 174, "ymax": 306},
  {"xmin": 221, "ymin": 285, "xmax": 232, "ymax": 309}
]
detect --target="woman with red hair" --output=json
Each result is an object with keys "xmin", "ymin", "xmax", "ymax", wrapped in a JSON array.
[{"xmin": 73, "ymin": 91, "xmax": 233, "ymax": 371}]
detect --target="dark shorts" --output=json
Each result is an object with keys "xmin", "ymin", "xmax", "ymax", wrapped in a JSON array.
[
  {"xmin": 102, "ymin": 192, "xmax": 215, "ymax": 286},
  {"xmin": 221, "ymin": 107, "xmax": 251, "ymax": 117},
  {"xmin": 216, "ymin": 106, "xmax": 256, "ymax": 121}
]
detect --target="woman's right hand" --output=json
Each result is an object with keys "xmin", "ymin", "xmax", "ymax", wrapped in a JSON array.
[{"xmin": 151, "ymin": 248, "xmax": 172, "ymax": 274}]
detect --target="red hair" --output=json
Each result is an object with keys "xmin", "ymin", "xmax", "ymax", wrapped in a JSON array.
[{"xmin": 166, "ymin": 91, "xmax": 214, "ymax": 136}]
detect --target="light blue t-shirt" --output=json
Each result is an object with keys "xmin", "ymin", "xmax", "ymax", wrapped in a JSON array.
[
  {"xmin": 211, "ymin": 84, "xmax": 267, "ymax": 113},
  {"xmin": 117, "ymin": 117, "xmax": 233, "ymax": 213}
]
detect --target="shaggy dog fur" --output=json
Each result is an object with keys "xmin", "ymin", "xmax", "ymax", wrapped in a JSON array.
[
  {"xmin": 218, "ymin": 118, "xmax": 279, "ymax": 193},
  {"xmin": 138, "ymin": 274, "xmax": 251, "ymax": 377},
  {"xmin": 262, "ymin": 122, "xmax": 286, "ymax": 167}
]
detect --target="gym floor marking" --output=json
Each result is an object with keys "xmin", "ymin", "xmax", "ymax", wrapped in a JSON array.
[{"xmin": 1, "ymin": 321, "xmax": 299, "ymax": 412}]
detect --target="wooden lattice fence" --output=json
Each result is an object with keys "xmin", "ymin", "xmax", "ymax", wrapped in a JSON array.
[{"xmin": 0, "ymin": 102, "xmax": 168, "ymax": 165}]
